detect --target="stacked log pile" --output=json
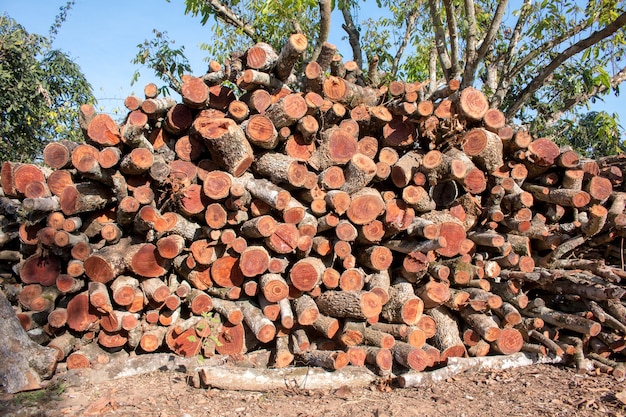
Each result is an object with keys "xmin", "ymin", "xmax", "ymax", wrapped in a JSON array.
[{"xmin": 2, "ymin": 34, "xmax": 626, "ymax": 380}]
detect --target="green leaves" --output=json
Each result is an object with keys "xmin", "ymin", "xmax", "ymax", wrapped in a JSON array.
[
  {"xmin": 130, "ymin": 29, "xmax": 191, "ymax": 94},
  {"xmin": 0, "ymin": 14, "xmax": 94, "ymax": 163},
  {"xmin": 596, "ymin": 67, "xmax": 611, "ymax": 90},
  {"xmin": 180, "ymin": 0, "xmax": 319, "ymax": 61},
  {"xmin": 48, "ymin": 1, "xmax": 75, "ymax": 43},
  {"xmin": 550, "ymin": 111, "xmax": 625, "ymax": 158},
  {"xmin": 361, "ymin": 17, "xmax": 393, "ymax": 72}
]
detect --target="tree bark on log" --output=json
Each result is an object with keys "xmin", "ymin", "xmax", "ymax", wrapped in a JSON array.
[
  {"xmin": 316, "ymin": 290, "xmax": 382, "ymax": 321},
  {"xmin": 193, "ymin": 117, "xmax": 254, "ymax": 177},
  {"xmin": 398, "ymin": 353, "xmax": 561, "ymax": 388},
  {"xmin": 0, "ymin": 291, "xmax": 58, "ymax": 393},
  {"xmin": 427, "ymin": 306, "xmax": 467, "ymax": 361},
  {"xmin": 198, "ymin": 365, "xmax": 376, "ymax": 391}
]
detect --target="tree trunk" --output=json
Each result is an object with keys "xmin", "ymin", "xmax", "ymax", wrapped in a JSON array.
[{"xmin": 0, "ymin": 291, "xmax": 58, "ymax": 393}]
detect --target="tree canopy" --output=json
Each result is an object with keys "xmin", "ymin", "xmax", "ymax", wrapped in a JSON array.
[
  {"xmin": 0, "ymin": 7, "xmax": 94, "ymax": 163},
  {"xmin": 141, "ymin": 0, "xmax": 626, "ymax": 156}
]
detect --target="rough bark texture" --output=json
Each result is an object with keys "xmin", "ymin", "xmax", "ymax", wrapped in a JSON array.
[{"xmin": 0, "ymin": 291, "xmax": 58, "ymax": 393}]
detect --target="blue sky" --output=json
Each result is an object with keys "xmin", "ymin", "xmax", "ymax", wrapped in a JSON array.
[
  {"xmin": 1, "ymin": 1, "xmax": 227, "ymax": 116},
  {"xmin": 1, "ymin": 0, "xmax": 624, "ymax": 131}
]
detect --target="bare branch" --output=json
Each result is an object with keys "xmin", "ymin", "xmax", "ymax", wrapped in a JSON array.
[
  {"xmin": 311, "ymin": 0, "xmax": 332, "ymax": 62},
  {"xmin": 485, "ymin": 62, "xmax": 498, "ymax": 93},
  {"xmin": 291, "ymin": 19, "xmax": 303, "ymax": 35},
  {"xmin": 368, "ymin": 55, "xmax": 381, "ymax": 87},
  {"xmin": 339, "ymin": 1, "xmax": 363, "ymax": 68},
  {"xmin": 461, "ymin": 0, "xmax": 478, "ymax": 87},
  {"xmin": 391, "ymin": 9, "xmax": 419, "ymax": 79},
  {"xmin": 203, "ymin": 0, "xmax": 257, "ymax": 41},
  {"xmin": 429, "ymin": 44, "xmax": 438, "ymax": 94},
  {"xmin": 477, "ymin": 0, "xmax": 509, "ymax": 61},
  {"xmin": 505, "ymin": 11, "xmax": 626, "ymax": 119},
  {"xmin": 510, "ymin": 20, "xmax": 589, "ymax": 81},
  {"xmin": 463, "ymin": 0, "xmax": 509, "ymax": 88},
  {"xmin": 494, "ymin": 16, "xmax": 589, "ymax": 108},
  {"xmin": 442, "ymin": 0, "xmax": 461, "ymax": 79},
  {"xmin": 428, "ymin": 0, "xmax": 452, "ymax": 79},
  {"xmin": 164, "ymin": 71, "xmax": 182, "ymax": 95},
  {"xmin": 543, "ymin": 66, "xmax": 626, "ymax": 126},
  {"xmin": 492, "ymin": 0, "xmax": 533, "ymax": 108}
]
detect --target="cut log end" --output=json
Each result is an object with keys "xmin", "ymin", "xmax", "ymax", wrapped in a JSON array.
[{"xmin": 458, "ymin": 87, "xmax": 489, "ymax": 121}]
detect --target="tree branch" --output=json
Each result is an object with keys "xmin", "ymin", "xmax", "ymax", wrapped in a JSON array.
[
  {"xmin": 429, "ymin": 44, "xmax": 438, "ymax": 94},
  {"xmin": 203, "ymin": 0, "xmax": 257, "ymax": 41},
  {"xmin": 291, "ymin": 19, "xmax": 303, "ymax": 35},
  {"xmin": 476, "ymin": 0, "xmax": 509, "ymax": 61},
  {"xmin": 461, "ymin": 0, "xmax": 478, "ymax": 87},
  {"xmin": 311, "ymin": 0, "xmax": 332, "ymax": 62},
  {"xmin": 505, "ymin": 10, "xmax": 626, "ymax": 119},
  {"xmin": 368, "ymin": 55, "xmax": 381, "ymax": 86},
  {"xmin": 494, "ymin": 17, "xmax": 589, "ymax": 108},
  {"xmin": 339, "ymin": 1, "xmax": 363, "ymax": 69},
  {"xmin": 428, "ymin": 0, "xmax": 452, "ymax": 80},
  {"xmin": 165, "ymin": 71, "xmax": 182, "ymax": 95},
  {"xmin": 442, "ymin": 0, "xmax": 461, "ymax": 79},
  {"xmin": 492, "ymin": 0, "xmax": 533, "ymax": 108},
  {"xmin": 509, "ymin": 21, "xmax": 589, "ymax": 82},
  {"xmin": 485, "ymin": 61, "xmax": 499, "ymax": 93},
  {"xmin": 391, "ymin": 9, "xmax": 419, "ymax": 79},
  {"xmin": 463, "ymin": 0, "xmax": 509, "ymax": 88},
  {"xmin": 543, "ymin": 66, "xmax": 626, "ymax": 126}
]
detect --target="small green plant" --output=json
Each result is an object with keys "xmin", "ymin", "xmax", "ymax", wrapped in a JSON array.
[{"xmin": 184, "ymin": 312, "xmax": 223, "ymax": 364}]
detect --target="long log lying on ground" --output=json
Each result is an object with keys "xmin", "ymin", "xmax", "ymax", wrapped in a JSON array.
[{"xmin": 2, "ymin": 34, "xmax": 626, "ymax": 392}]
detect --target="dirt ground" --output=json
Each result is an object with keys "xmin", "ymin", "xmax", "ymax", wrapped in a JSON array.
[{"xmin": 2, "ymin": 361, "xmax": 626, "ymax": 417}]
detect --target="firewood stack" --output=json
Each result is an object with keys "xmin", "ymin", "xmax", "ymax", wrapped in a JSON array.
[{"xmin": 2, "ymin": 33, "xmax": 626, "ymax": 379}]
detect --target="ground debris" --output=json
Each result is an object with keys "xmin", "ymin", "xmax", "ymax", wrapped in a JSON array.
[{"xmin": 1, "ymin": 363, "xmax": 624, "ymax": 417}]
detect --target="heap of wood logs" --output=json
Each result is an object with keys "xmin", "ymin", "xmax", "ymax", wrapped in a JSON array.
[{"xmin": 2, "ymin": 33, "xmax": 626, "ymax": 380}]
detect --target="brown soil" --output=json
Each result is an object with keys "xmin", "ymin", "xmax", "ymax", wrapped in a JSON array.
[{"xmin": 2, "ymin": 363, "xmax": 626, "ymax": 417}]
